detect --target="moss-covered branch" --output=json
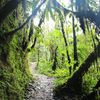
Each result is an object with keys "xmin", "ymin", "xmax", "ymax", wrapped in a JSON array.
[
  {"xmin": 0, "ymin": 0, "xmax": 22, "ymax": 25},
  {"xmin": 1, "ymin": 0, "xmax": 46, "ymax": 41}
]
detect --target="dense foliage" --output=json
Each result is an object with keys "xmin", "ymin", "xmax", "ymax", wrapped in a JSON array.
[{"xmin": 0, "ymin": 0, "xmax": 100, "ymax": 100}]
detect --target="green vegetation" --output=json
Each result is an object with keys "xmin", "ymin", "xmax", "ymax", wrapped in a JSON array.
[
  {"xmin": 0, "ymin": 0, "xmax": 100, "ymax": 100},
  {"xmin": 0, "ymin": 36, "xmax": 31, "ymax": 100},
  {"xmin": 0, "ymin": 3, "xmax": 31, "ymax": 100}
]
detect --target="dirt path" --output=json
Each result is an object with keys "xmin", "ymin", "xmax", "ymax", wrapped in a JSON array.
[
  {"xmin": 24, "ymin": 62, "xmax": 81, "ymax": 100},
  {"xmin": 24, "ymin": 62, "xmax": 56, "ymax": 100}
]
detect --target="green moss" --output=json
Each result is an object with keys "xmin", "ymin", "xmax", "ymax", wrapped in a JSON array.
[
  {"xmin": 0, "ymin": 2, "xmax": 31, "ymax": 100},
  {"xmin": 0, "ymin": 35, "xmax": 31, "ymax": 100}
]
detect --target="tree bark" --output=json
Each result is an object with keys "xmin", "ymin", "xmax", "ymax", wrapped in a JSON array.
[
  {"xmin": 60, "ymin": 19, "xmax": 72, "ymax": 75},
  {"xmin": 72, "ymin": 15, "xmax": 78, "ymax": 71},
  {"xmin": 52, "ymin": 46, "xmax": 58, "ymax": 71},
  {"xmin": 56, "ymin": 43, "xmax": 100, "ymax": 95},
  {"xmin": 71, "ymin": 0, "xmax": 78, "ymax": 71},
  {"xmin": 0, "ymin": 0, "xmax": 46, "ymax": 41},
  {"xmin": 0, "ymin": 0, "xmax": 22, "ymax": 25}
]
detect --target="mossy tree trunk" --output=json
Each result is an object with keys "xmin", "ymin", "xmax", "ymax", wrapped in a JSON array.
[
  {"xmin": 0, "ymin": 1, "xmax": 31, "ymax": 100},
  {"xmin": 52, "ymin": 46, "xmax": 58, "ymax": 71},
  {"xmin": 55, "ymin": 43, "xmax": 100, "ymax": 96},
  {"xmin": 67, "ymin": 43, "xmax": 100, "ymax": 92},
  {"xmin": 0, "ymin": 0, "xmax": 22, "ymax": 25},
  {"xmin": 71, "ymin": 0, "xmax": 79, "ymax": 71}
]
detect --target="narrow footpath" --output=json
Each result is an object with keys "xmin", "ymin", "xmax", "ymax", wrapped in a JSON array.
[{"xmin": 24, "ymin": 62, "xmax": 57, "ymax": 100}]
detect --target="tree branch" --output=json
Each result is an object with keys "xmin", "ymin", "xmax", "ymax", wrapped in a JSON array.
[
  {"xmin": 0, "ymin": 0, "xmax": 22, "ymax": 25},
  {"xmin": 1, "ymin": 0, "xmax": 46, "ymax": 40},
  {"xmin": 55, "ymin": 43, "xmax": 100, "ymax": 96},
  {"xmin": 54, "ymin": 0, "xmax": 100, "ymax": 28}
]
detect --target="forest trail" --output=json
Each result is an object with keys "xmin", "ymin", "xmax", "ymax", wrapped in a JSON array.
[{"xmin": 24, "ymin": 62, "xmax": 56, "ymax": 100}]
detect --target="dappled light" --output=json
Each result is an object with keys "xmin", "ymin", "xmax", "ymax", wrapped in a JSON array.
[{"xmin": 0, "ymin": 0, "xmax": 100, "ymax": 100}]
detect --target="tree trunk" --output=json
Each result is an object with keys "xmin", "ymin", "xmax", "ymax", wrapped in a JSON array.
[
  {"xmin": 56, "ymin": 43, "xmax": 100, "ymax": 96},
  {"xmin": 72, "ymin": 16, "xmax": 78, "ymax": 71},
  {"xmin": 52, "ymin": 46, "xmax": 58, "ymax": 71},
  {"xmin": 60, "ymin": 19, "xmax": 72, "ymax": 75},
  {"xmin": 0, "ymin": 0, "xmax": 21, "ymax": 25},
  {"xmin": 71, "ymin": 0, "xmax": 78, "ymax": 71}
]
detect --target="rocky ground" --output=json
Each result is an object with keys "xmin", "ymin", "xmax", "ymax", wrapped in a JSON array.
[
  {"xmin": 24, "ymin": 62, "xmax": 80, "ymax": 100},
  {"xmin": 25, "ymin": 75, "xmax": 56, "ymax": 100},
  {"xmin": 24, "ymin": 62, "xmax": 57, "ymax": 100}
]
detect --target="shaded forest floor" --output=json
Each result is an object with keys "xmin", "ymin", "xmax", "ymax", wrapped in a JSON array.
[
  {"xmin": 24, "ymin": 62, "xmax": 82, "ymax": 100},
  {"xmin": 24, "ymin": 62, "xmax": 56, "ymax": 100}
]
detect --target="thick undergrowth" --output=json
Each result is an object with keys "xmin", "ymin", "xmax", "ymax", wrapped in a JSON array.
[{"xmin": 0, "ymin": 1, "xmax": 31, "ymax": 100}]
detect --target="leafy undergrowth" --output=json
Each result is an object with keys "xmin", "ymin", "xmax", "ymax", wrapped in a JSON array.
[
  {"xmin": 0, "ymin": 4, "xmax": 32, "ymax": 99},
  {"xmin": 0, "ymin": 31, "xmax": 31, "ymax": 100},
  {"xmin": 36, "ymin": 60, "xmax": 70, "ymax": 86},
  {"xmin": 82, "ymin": 64, "xmax": 100, "ymax": 94},
  {"xmin": 36, "ymin": 57, "xmax": 100, "ymax": 100}
]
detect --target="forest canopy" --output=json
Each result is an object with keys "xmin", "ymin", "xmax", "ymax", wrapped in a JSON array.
[{"xmin": 0, "ymin": 0, "xmax": 100, "ymax": 100}]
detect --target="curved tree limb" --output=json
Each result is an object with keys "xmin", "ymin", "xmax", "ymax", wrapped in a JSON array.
[
  {"xmin": 55, "ymin": 43, "xmax": 100, "ymax": 96},
  {"xmin": 54, "ymin": 0, "xmax": 100, "ymax": 29},
  {"xmin": 1, "ymin": 0, "xmax": 46, "ymax": 41},
  {"xmin": 60, "ymin": 18, "xmax": 72, "ymax": 75},
  {"xmin": 30, "ymin": 7, "xmax": 46, "ymax": 50},
  {"xmin": 25, "ymin": 3, "xmax": 47, "ymax": 53},
  {"xmin": 66, "ymin": 43, "xmax": 100, "ymax": 92},
  {"xmin": 0, "ymin": 0, "xmax": 22, "ymax": 25}
]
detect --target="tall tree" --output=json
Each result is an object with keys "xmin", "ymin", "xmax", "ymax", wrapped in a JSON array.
[
  {"xmin": 71, "ymin": 0, "xmax": 78, "ymax": 71},
  {"xmin": 0, "ymin": 0, "xmax": 46, "ymax": 41},
  {"xmin": 60, "ymin": 18, "xmax": 72, "ymax": 75},
  {"xmin": 52, "ymin": 46, "xmax": 58, "ymax": 71},
  {"xmin": 56, "ymin": 42, "xmax": 100, "ymax": 95}
]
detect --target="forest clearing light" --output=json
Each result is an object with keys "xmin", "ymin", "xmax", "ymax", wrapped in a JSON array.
[
  {"xmin": 33, "ymin": 0, "xmax": 71, "ymax": 30},
  {"xmin": 43, "ymin": 0, "xmax": 71, "ymax": 31},
  {"xmin": 34, "ymin": 14, "xmax": 55, "ymax": 32},
  {"xmin": 57, "ymin": 0, "xmax": 71, "ymax": 8},
  {"xmin": 43, "ymin": 15, "xmax": 55, "ymax": 32},
  {"xmin": 34, "ymin": 0, "xmax": 99, "ymax": 33}
]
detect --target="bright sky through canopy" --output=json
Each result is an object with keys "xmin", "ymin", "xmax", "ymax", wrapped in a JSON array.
[
  {"xmin": 44, "ymin": 0, "xmax": 71, "ymax": 32},
  {"xmin": 57, "ymin": 0, "xmax": 71, "ymax": 8},
  {"xmin": 33, "ymin": 0, "xmax": 99, "ymax": 32}
]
